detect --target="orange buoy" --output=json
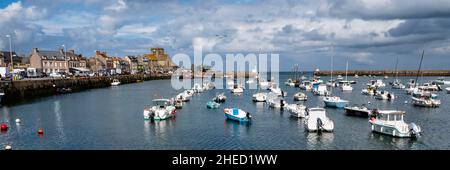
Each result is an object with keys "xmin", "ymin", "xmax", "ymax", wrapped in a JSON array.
[
  {"xmin": 0, "ymin": 123, "xmax": 8, "ymax": 131},
  {"xmin": 37, "ymin": 129, "xmax": 44, "ymax": 135}
]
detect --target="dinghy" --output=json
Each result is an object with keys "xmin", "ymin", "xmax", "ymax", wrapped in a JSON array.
[{"xmin": 224, "ymin": 108, "xmax": 251, "ymax": 122}]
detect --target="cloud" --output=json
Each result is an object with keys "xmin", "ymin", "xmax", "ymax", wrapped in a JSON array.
[{"xmin": 349, "ymin": 52, "xmax": 374, "ymax": 65}]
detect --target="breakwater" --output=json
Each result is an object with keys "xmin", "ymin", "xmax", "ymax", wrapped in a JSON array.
[
  {"xmin": 314, "ymin": 70, "xmax": 450, "ymax": 77},
  {"xmin": 0, "ymin": 74, "xmax": 171, "ymax": 105}
]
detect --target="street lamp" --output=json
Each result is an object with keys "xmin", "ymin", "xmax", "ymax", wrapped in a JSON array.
[{"xmin": 5, "ymin": 35, "xmax": 13, "ymax": 71}]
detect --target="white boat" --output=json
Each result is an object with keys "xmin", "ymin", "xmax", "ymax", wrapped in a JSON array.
[
  {"xmin": 299, "ymin": 81, "xmax": 312, "ymax": 91},
  {"xmin": 323, "ymin": 96, "xmax": 349, "ymax": 108},
  {"xmin": 184, "ymin": 90, "xmax": 194, "ymax": 97},
  {"xmin": 384, "ymin": 75, "xmax": 389, "ymax": 79},
  {"xmin": 344, "ymin": 105, "xmax": 372, "ymax": 117},
  {"xmin": 293, "ymin": 92, "xmax": 307, "ymax": 101},
  {"xmin": 213, "ymin": 93, "xmax": 227, "ymax": 103},
  {"xmin": 176, "ymin": 93, "xmax": 190, "ymax": 102},
  {"xmin": 369, "ymin": 110, "xmax": 421, "ymax": 138},
  {"xmin": 231, "ymin": 86, "xmax": 244, "ymax": 94},
  {"xmin": 269, "ymin": 83, "xmax": 286, "ymax": 96},
  {"xmin": 375, "ymin": 91, "xmax": 395, "ymax": 100},
  {"xmin": 285, "ymin": 78, "xmax": 295, "ymax": 86},
  {"xmin": 341, "ymin": 83, "xmax": 353, "ymax": 91},
  {"xmin": 304, "ymin": 108, "xmax": 334, "ymax": 132},
  {"xmin": 286, "ymin": 104, "xmax": 307, "ymax": 118},
  {"xmin": 361, "ymin": 87, "xmax": 375, "ymax": 96},
  {"xmin": 336, "ymin": 75, "xmax": 344, "ymax": 80},
  {"xmin": 111, "ymin": 79, "xmax": 121, "ymax": 86},
  {"xmin": 252, "ymin": 92, "xmax": 267, "ymax": 102},
  {"xmin": 226, "ymin": 80, "xmax": 235, "ymax": 89},
  {"xmin": 267, "ymin": 98, "xmax": 287, "ymax": 109},
  {"xmin": 367, "ymin": 79, "xmax": 386, "ymax": 88},
  {"xmin": 224, "ymin": 108, "xmax": 251, "ymax": 122},
  {"xmin": 391, "ymin": 80, "xmax": 406, "ymax": 89},
  {"xmin": 432, "ymin": 77, "xmax": 450, "ymax": 85},
  {"xmin": 418, "ymin": 83, "xmax": 441, "ymax": 91},
  {"xmin": 354, "ymin": 74, "xmax": 359, "ymax": 78},
  {"xmin": 412, "ymin": 96, "xmax": 440, "ymax": 107},
  {"xmin": 258, "ymin": 80, "xmax": 270, "ymax": 89},
  {"xmin": 312, "ymin": 84, "xmax": 329, "ymax": 96},
  {"xmin": 446, "ymin": 87, "xmax": 450, "ymax": 94},
  {"xmin": 143, "ymin": 99, "xmax": 177, "ymax": 120},
  {"xmin": 192, "ymin": 83, "xmax": 204, "ymax": 93}
]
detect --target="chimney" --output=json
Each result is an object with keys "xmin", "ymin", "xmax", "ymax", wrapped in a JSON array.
[
  {"xmin": 32, "ymin": 48, "xmax": 39, "ymax": 54},
  {"xmin": 69, "ymin": 49, "xmax": 75, "ymax": 54}
]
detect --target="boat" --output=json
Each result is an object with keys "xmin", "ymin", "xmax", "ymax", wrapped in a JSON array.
[
  {"xmin": 369, "ymin": 110, "xmax": 421, "ymax": 138},
  {"xmin": 336, "ymin": 75, "xmax": 344, "ymax": 80},
  {"xmin": 446, "ymin": 87, "xmax": 450, "ymax": 94},
  {"xmin": 384, "ymin": 75, "xmax": 389, "ymax": 79},
  {"xmin": 231, "ymin": 86, "xmax": 244, "ymax": 94},
  {"xmin": 391, "ymin": 80, "xmax": 406, "ymax": 89},
  {"xmin": 56, "ymin": 87, "xmax": 72, "ymax": 94},
  {"xmin": 323, "ymin": 96, "xmax": 349, "ymax": 108},
  {"xmin": 224, "ymin": 108, "xmax": 251, "ymax": 122},
  {"xmin": 299, "ymin": 80, "xmax": 312, "ymax": 90},
  {"xmin": 192, "ymin": 83, "xmax": 204, "ymax": 93},
  {"xmin": 269, "ymin": 83, "xmax": 286, "ymax": 96},
  {"xmin": 326, "ymin": 79, "xmax": 337, "ymax": 87},
  {"xmin": 354, "ymin": 74, "xmax": 359, "ymax": 78},
  {"xmin": 312, "ymin": 84, "xmax": 329, "ymax": 96},
  {"xmin": 143, "ymin": 99, "xmax": 177, "ymax": 120},
  {"xmin": 174, "ymin": 100, "xmax": 183, "ymax": 109},
  {"xmin": 111, "ymin": 79, "xmax": 120, "ymax": 86},
  {"xmin": 361, "ymin": 86, "xmax": 375, "ymax": 96},
  {"xmin": 252, "ymin": 92, "xmax": 267, "ymax": 102},
  {"xmin": 367, "ymin": 79, "xmax": 386, "ymax": 88},
  {"xmin": 267, "ymin": 98, "xmax": 287, "ymax": 109},
  {"xmin": 432, "ymin": 77, "xmax": 450, "ymax": 85},
  {"xmin": 176, "ymin": 93, "xmax": 190, "ymax": 102},
  {"xmin": 304, "ymin": 108, "xmax": 334, "ymax": 132},
  {"xmin": 411, "ymin": 96, "xmax": 440, "ymax": 107},
  {"xmin": 286, "ymin": 104, "xmax": 307, "ymax": 118},
  {"xmin": 213, "ymin": 93, "xmax": 226, "ymax": 103},
  {"xmin": 206, "ymin": 101, "xmax": 220, "ymax": 109},
  {"xmin": 340, "ymin": 59, "xmax": 353, "ymax": 91},
  {"xmin": 293, "ymin": 92, "xmax": 307, "ymax": 101},
  {"xmin": 344, "ymin": 105, "xmax": 372, "ymax": 117},
  {"xmin": 418, "ymin": 83, "xmax": 441, "ymax": 91},
  {"xmin": 412, "ymin": 90, "xmax": 438, "ymax": 99},
  {"xmin": 0, "ymin": 89, "xmax": 4, "ymax": 104},
  {"xmin": 258, "ymin": 79, "xmax": 270, "ymax": 89},
  {"xmin": 375, "ymin": 91, "xmax": 395, "ymax": 100},
  {"xmin": 285, "ymin": 78, "xmax": 294, "ymax": 86}
]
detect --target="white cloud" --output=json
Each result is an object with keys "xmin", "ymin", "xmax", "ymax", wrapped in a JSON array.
[
  {"xmin": 104, "ymin": 0, "xmax": 127, "ymax": 12},
  {"xmin": 350, "ymin": 52, "xmax": 374, "ymax": 64}
]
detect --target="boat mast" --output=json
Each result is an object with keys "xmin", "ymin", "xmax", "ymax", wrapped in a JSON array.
[
  {"xmin": 330, "ymin": 45, "xmax": 334, "ymax": 94},
  {"xmin": 414, "ymin": 49, "xmax": 425, "ymax": 88},
  {"xmin": 394, "ymin": 57, "xmax": 399, "ymax": 81},
  {"xmin": 345, "ymin": 57, "xmax": 348, "ymax": 81}
]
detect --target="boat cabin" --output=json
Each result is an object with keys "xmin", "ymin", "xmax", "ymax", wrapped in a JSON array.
[{"xmin": 370, "ymin": 110, "xmax": 405, "ymax": 122}]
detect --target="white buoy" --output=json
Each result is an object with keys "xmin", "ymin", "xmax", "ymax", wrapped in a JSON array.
[
  {"xmin": 404, "ymin": 101, "xmax": 408, "ymax": 104},
  {"xmin": 15, "ymin": 119, "xmax": 21, "ymax": 123},
  {"xmin": 5, "ymin": 145, "xmax": 12, "ymax": 150},
  {"xmin": 368, "ymin": 101, "xmax": 371, "ymax": 104}
]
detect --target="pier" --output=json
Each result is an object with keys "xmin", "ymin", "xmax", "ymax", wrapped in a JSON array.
[
  {"xmin": 0, "ymin": 74, "xmax": 171, "ymax": 105},
  {"xmin": 314, "ymin": 70, "xmax": 450, "ymax": 77}
]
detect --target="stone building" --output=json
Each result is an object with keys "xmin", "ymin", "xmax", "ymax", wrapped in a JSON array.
[
  {"xmin": 0, "ymin": 51, "xmax": 22, "ymax": 67},
  {"xmin": 144, "ymin": 48, "xmax": 177, "ymax": 72},
  {"xmin": 124, "ymin": 55, "xmax": 139, "ymax": 74},
  {"xmin": 29, "ymin": 48, "xmax": 86, "ymax": 74},
  {"xmin": 88, "ymin": 50, "xmax": 114, "ymax": 74}
]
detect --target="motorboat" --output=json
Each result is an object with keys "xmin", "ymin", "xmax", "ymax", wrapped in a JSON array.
[
  {"xmin": 446, "ymin": 87, "xmax": 450, "ymax": 94},
  {"xmin": 341, "ymin": 82, "xmax": 353, "ymax": 91},
  {"xmin": 231, "ymin": 86, "xmax": 244, "ymax": 94},
  {"xmin": 326, "ymin": 79, "xmax": 337, "ymax": 87},
  {"xmin": 111, "ymin": 79, "xmax": 120, "ymax": 86},
  {"xmin": 391, "ymin": 80, "xmax": 406, "ymax": 89},
  {"xmin": 432, "ymin": 77, "xmax": 450, "ymax": 85},
  {"xmin": 206, "ymin": 101, "xmax": 220, "ymax": 109},
  {"xmin": 293, "ymin": 92, "xmax": 307, "ymax": 101},
  {"xmin": 354, "ymin": 74, "xmax": 359, "ymax": 79},
  {"xmin": 286, "ymin": 104, "xmax": 307, "ymax": 118},
  {"xmin": 143, "ymin": 99, "xmax": 177, "ymax": 120},
  {"xmin": 299, "ymin": 81, "xmax": 312, "ymax": 91},
  {"xmin": 323, "ymin": 96, "xmax": 349, "ymax": 108},
  {"xmin": 258, "ymin": 80, "xmax": 270, "ymax": 89},
  {"xmin": 252, "ymin": 92, "xmax": 267, "ymax": 102},
  {"xmin": 269, "ymin": 83, "xmax": 286, "ymax": 96},
  {"xmin": 336, "ymin": 75, "xmax": 344, "ymax": 80},
  {"xmin": 267, "ymin": 98, "xmax": 287, "ymax": 109},
  {"xmin": 224, "ymin": 108, "xmax": 251, "ymax": 122},
  {"xmin": 361, "ymin": 86, "xmax": 375, "ymax": 96},
  {"xmin": 56, "ymin": 87, "xmax": 73, "ymax": 94},
  {"xmin": 344, "ymin": 105, "xmax": 372, "ymax": 117},
  {"xmin": 285, "ymin": 78, "xmax": 295, "ymax": 86},
  {"xmin": 226, "ymin": 80, "xmax": 235, "ymax": 89},
  {"xmin": 418, "ymin": 83, "xmax": 441, "ymax": 91},
  {"xmin": 412, "ymin": 90, "xmax": 438, "ymax": 99},
  {"xmin": 369, "ymin": 110, "xmax": 421, "ymax": 138},
  {"xmin": 192, "ymin": 83, "xmax": 204, "ymax": 93},
  {"xmin": 375, "ymin": 91, "xmax": 395, "ymax": 101},
  {"xmin": 367, "ymin": 79, "xmax": 386, "ymax": 88},
  {"xmin": 412, "ymin": 96, "xmax": 440, "ymax": 107},
  {"xmin": 174, "ymin": 100, "xmax": 183, "ymax": 109},
  {"xmin": 213, "ymin": 93, "xmax": 227, "ymax": 103},
  {"xmin": 384, "ymin": 75, "xmax": 389, "ymax": 79},
  {"xmin": 312, "ymin": 84, "xmax": 329, "ymax": 96},
  {"xmin": 304, "ymin": 108, "xmax": 334, "ymax": 132},
  {"xmin": 176, "ymin": 93, "xmax": 190, "ymax": 102}
]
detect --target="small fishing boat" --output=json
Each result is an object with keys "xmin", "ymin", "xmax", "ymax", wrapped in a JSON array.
[
  {"xmin": 361, "ymin": 87, "xmax": 375, "ymax": 95},
  {"xmin": 224, "ymin": 108, "xmax": 251, "ymax": 122},
  {"xmin": 174, "ymin": 100, "xmax": 183, "ymax": 109},
  {"xmin": 369, "ymin": 110, "xmax": 421, "ymax": 138},
  {"xmin": 446, "ymin": 87, "xmax": 450, "ymax": 94},
  {"xmin": 192, "ymin": 83, "xmax": 204, "ymax": 93},
  {"xmin": 367, "ymin": 79, "xmax": 386, "ymax": 88},
  {"xmin": 143, "ymin": 99, "xmax": 177, "ymax": 120},
  {"xmin": 412, "ymin": 96, "xmax": 440, "ymax": 107},
  {"xmin": 323, "ymin": 96, "xmax": 349, "ymax": 108},
  {"xmin": 344, "ymin": 105, "xmax": 372, "ymax": 117},
  {"xmin": 432, "ymin": 77, "xmax": 450, "ymax": 85},
  {"xmin": 176, "ymin": 93, "xmax": 190, "ymax": 102},
  {"xmin": 299, "ymin": 81, "xmax": 312, "ymax": 91},
  {"xmin": 206, "ymin": 101, "xmax": 220, "ymax": 109},
  {"xmin": 231, "ymin": 86, "xmax": 244, "ymax": 94},
  {"xmin": 375, "ymin": 91, "xmax": 395, "ymax": 101},
  {"xmin": 269, "ymin": 83, "xmax": 286, "ymax": 96},
  {"xmin": 56, "ymin": 87, "xmax": 73, "ymax": 94},
  {"xmin": 336, "ymin": 75, "xmax": 344, "ymax": 80},
  {"xmin": 293, "ymin": 92, "xmax": 307, "ymax": 101},
  {"xmin": 304, "ymin": 108, "xmax": 334, "ymax": 132},
  {"xmin": 418, "ymin": 83, "xmax": 441, "ymax": 91},
  {"xmin": 354, "ymin": 74, "xmax": 359, "ymax": 78},
  {"xmin": 252, "ymin": 92, "xmax": 267, "ymax": 102},
  {"xmin": 213, "ymin": 93, "xmax": 227, "ymax": 103},
  {"xmin": 391, "ymin": 80, "xmax": 406, "ymax": 89},
  {"xmin": 285, "ymin": 79, "xmax": 295, "ymax": 86},
  {"xmin": 341, "ymin": 82, "xmax": 353, "ymax": 91},
  {"xmin": 267, "ymin": 98, "xmax": 287, "ymax": 109},
  {"xmin": 286, "ymin": 104, "xmax": 307, "ymax": 118},
  {"xmin": 312, "ymin": 84, "xmax": 329, "ymax": 96},
  {"xmin": 111, "ymin": 79, "xmax": 121, "ymax": 86}
]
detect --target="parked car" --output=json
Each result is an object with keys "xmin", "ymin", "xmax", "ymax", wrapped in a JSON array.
[{"xmin": 49, "ymin": 72, "xmax": 65, "ymax": 78}]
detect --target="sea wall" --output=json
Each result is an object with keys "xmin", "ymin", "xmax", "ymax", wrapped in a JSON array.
[
  {"xmin": 0, "ymin": 74, "xmax": 171, "ymax": 105},
  {"xmin": 314, "ymin": 70, "xmax": 450, "ymax": 77}
]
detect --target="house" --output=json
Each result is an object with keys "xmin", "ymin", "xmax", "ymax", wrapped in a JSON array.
[
  {"xmin": 29, "ymin": 48, "xmax": 88, "ymax": 74},
  {"xmin": 144, "ymin": 48, "xmax": 177, "ymax": 72},
  {"xmin": 124, "ymin": 55, "xmax": 139, "ymax": 74},
  {"xmin": 88, "ymin": 50, "xmax": 114, "ymax": 75},
  {"xmin": 0, "ymin": 51, "xmax": 23, "ymax": 68}
]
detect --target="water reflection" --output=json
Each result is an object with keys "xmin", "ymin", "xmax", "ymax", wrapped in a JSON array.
[
  {"xmin": 54, "ymin": 100, "xmax": 66, "ymax": 142},
  {"xmin": 223, "ymin": 119, "xmax": 251, "ymax": 137},
  {"xmin": 144, "ymin": 118, "xmax": 176, "ymax": 143},
  {"xmin": 306, "ymin": 132, "xmax": 334, "ymax": 150},
  {"xmin": 369, "ymin": 133, "xmax": 416, "ymax": 149}
]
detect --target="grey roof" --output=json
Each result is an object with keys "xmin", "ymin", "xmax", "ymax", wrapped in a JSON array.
[{"xmin": 38, "ymin": 50, "xmax": 66, "ymax": 60}]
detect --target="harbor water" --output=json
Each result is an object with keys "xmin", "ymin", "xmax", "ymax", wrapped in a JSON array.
[{"xmin": 1, "ymin": 73, "xmax": 449, "ymax": 150}]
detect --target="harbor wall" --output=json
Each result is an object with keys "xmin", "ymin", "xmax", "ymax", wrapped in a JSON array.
[
  {"xmin": 314, "ymin": 70, "xmax": 450, "ymax": 77},
  {"xmin": 0, "ymin": 74, "xmax": 171, "ymax": 105}
]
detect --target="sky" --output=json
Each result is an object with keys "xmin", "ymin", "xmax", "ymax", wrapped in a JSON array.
[{"xmin": 0, "ymin": 0, "xmax": 450, "ymax": 71}]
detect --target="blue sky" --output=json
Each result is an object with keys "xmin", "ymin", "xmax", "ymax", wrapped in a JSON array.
[{"xmin": 1, "ymin": 0, "xmax": 450, "ymax": 71}]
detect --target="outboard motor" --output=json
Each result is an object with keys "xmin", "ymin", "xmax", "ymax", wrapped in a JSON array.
[
  {"xmin": 317, "ymin": 118, "xmax": 324, "ymax": 131},
  {"xmin": 437, "ymin": 84, "xmax": 442, "ymax": 91},
  {"xmin": 246, "ymin": 112, "xmax": 252, "ymax": 120},
  {"xmin": 408, "ymin": 123, "xmax": 422, "ymax": 137},
  {"xmin": 387, "ymin": 93, "xmax": 392, "ymax": 100},
  {"xmin": 280, "ymin": 99, "xmax": 285, "ymax": 110}
]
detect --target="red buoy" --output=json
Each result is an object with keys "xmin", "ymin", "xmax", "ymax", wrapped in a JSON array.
[
  {"xmin": 0, "ymin": 123, "xmax": 8, "ymax": 131},
  {"xmin": 37, "ymin": 129, "xmax": 44, "ymax": 135}
]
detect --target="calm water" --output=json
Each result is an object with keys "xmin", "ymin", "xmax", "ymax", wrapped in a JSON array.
[{"xmin": 1, "ymin": 73, "xmax": 450, "ymax": 150}]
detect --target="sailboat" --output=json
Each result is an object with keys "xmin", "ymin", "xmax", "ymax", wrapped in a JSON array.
[
  {"xmin": 323, "ymin": 45, "xmax": 349, "ymax": 108},
  {"xmin": 340, "ymin": 58, "xmax": 353, "ymax": 91},
  {"xmin": 391, "ymin": 57, "xmax": 406, "ymax": 89}
]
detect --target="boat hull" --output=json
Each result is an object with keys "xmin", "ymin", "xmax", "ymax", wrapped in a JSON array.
[{"xmin": 324, "ymin": 101, "xmax": 347, "ymax": 108}]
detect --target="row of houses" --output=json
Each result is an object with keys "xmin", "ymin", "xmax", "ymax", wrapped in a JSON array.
[{"xmin": 1, "ymin": 47, "xmax": 177, "ymax": 76}]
